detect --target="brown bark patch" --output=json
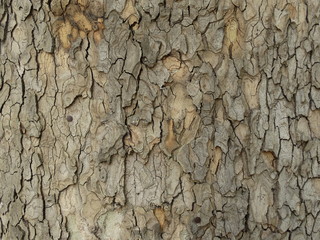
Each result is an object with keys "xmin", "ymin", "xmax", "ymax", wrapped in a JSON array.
[
  {"xmin": 261, "ymin": 151, "xmax": 276, "ymax": 170},
  {"xmin": 211, "ymin": 147, "xmax": 222, "ymax": 174},
  {"xmin": 154, "ymin": 207, "xmax": 166, "ymax": 229},
  {"xmin": 165, "ymin": 119, "xmax": 179, "ymax": 153},
  {"xmin": 73, "ymin": 12, "xmax": 92, "ymax": 32},
  {"xmin": 121, "ymin": 0, "xmax": 139, "ymax": 29},
  {"xmin": 56, "ymin": 20, "xmax": 73, "ymax": 49},
  {"xmin": 52, "ymin": 3, "xmax": 105, "ymax": 48},
  {"xmin": 223, "ymin": 9, "xmax": 245, "ymax": 58}
]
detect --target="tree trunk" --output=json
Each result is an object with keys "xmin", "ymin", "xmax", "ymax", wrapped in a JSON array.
[{"xmin": 1, "ymin": 0, "xmax": 319, "ymax": 239}]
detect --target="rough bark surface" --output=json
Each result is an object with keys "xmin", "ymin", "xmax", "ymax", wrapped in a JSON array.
[{"xmin": 0, "ymin": 0, "xmax": 319, "ymax": 239}]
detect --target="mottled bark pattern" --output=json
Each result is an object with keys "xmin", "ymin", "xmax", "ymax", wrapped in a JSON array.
[{"xmin": 0, "ymin": 0, "xmax": 319, "ymax": 239}]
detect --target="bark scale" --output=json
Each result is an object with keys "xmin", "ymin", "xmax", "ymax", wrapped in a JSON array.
[{"xmin": 0, "ymin": 0, "xmax": 319, "ymax": 239}]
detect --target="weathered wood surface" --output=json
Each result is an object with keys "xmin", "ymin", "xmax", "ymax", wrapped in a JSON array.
[{"xmin": 0, "ymin": 0, "xmax": 319, "ymax": 239}]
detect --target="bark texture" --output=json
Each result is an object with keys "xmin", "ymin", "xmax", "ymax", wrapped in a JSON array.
[{"xmin": 0, "ymin": 0, "xmax": 319, "ymax": 239}]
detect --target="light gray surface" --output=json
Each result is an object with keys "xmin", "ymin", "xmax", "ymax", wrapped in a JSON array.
[{"xmin": 0, "ymin": 0, "xmax": 319, "ymax": 239}]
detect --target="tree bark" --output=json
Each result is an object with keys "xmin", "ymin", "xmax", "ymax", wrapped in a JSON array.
[{"xmin": 0, "ymin": 0, "xmax": 319, "ymax": 239}]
